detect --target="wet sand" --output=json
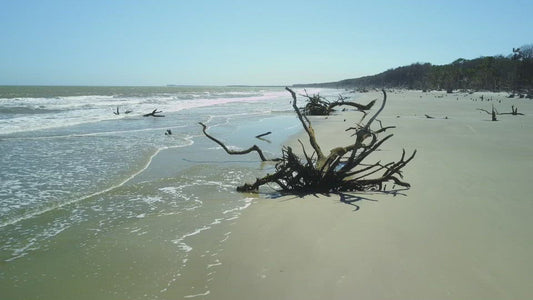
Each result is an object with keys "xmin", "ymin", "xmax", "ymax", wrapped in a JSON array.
[{"xmin": 204, "ymin": 90, "xmax": 533, "ymax": 299}]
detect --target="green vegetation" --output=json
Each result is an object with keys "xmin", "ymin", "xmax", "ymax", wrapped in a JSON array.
[{"xmin": 295, "ymin": 45, "xmax": 533, "ymax": 95}]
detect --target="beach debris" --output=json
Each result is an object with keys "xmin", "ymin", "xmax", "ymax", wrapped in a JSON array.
[
  {"xmin": 199, "ymin": 123, "xmax": 276, "ymax": 162},
  {"xmin": 478, "ymin": 104, "xmax": 524, "ymax": 120},
  {"xmin": 255, "ymin": 131, "xmax": 272, "ymax": 139},
  {"xmin": 143, "ymin": 109, "xmax": 165, "ymax": 117},
  {"xmin": 424, "ymin": 114, "xmax": 448, "ymax": 120},
  {"xmin": 500, "ymin": 105, "xmax": 524, "ymax": 116},
  {"xmin": 199, "ymin": 88, "xmax": 416, "ymax": 194},
  {"xmin": 299, "ymin": 91, "xmax": 376, "ymax": 116},
  {"xmin": 477, "ymin": 106, "xmax": 498, "ymax": 121}
]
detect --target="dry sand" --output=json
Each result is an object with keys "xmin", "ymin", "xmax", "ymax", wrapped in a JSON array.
[{"xmin": 204, "ymin": 90, "xmax": 533, "ymax": 299}]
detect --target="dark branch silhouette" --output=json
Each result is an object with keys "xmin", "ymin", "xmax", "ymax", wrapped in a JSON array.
[
  {"xmin": 500, "ymin": 105, "xmax": 525, "ymax": 116},
  {"xmin": 298, "ymin": 91, "xmax": 376, "ymax": 116},
  {"xmin": 199, "ymin": 122, "xmax": 279, "ymax": 162},
  {"xmin": 255, "ymin": 131, "xmax": 272, "ymax": 138},
  {"xmin": 143, "ymin": 109, "xmax": 165, "ymax": 117},
  {"xmin": 478, "ymin": 104, "xmax": 525, "ymax": 120}
]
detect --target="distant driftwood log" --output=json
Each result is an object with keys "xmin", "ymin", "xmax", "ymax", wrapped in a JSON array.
[
  {"xmin": 478, "ymin": 105, "xmax": 524, "ymax": 121},
  {"xmin": 143, "ymin": 109, "xmax": 165, "ymax": 117},
  {"xmin": 299, "ymin": 91, "xmax": 376, "ymax": 116}
]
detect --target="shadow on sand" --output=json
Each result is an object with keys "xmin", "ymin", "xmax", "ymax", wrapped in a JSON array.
[{"xmin": 262, "ymin": 187, "xmax": 410, "ymax": 212}]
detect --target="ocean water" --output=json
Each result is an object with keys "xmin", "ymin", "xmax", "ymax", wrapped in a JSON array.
[{"xmin": 0, "ymin": 85, "xmax": 341, "ymax": 299}]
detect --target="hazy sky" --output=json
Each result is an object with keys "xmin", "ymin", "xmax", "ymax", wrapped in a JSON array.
[{"xmin": 1, "ymin": 0, "xmax": 532, "ymax": 86}]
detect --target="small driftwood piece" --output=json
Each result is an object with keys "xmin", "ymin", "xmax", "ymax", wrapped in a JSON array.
[
  {"xmin": 255, "ymin": 131, "xmax": 272, "ymax": 138},
  {"xmin": 500, "ymin": 105, "xmax": 524, "ymax": 116},
  {"xmin": 424, "ymin": 114, "xmax": 448, "ymax": 120},
  {"xmin": 143, "ymin": 109, "xmax": 165, "ymax": 117},
  {"xmin": 114, "ymin": 106, "xmax": 132, "ymax": 115},
  {"xmin": 199, "ymin": 88, "xmax": 416, "ymax": 194}
]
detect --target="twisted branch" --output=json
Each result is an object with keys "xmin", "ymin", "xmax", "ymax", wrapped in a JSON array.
[{"xmin": 199, "ymin": 122, "xmax": 279, "ymax": 162}]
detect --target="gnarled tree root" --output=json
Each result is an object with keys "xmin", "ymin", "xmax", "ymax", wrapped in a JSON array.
[{"xmin": 200, "ymin": 88, "xmax": 416, "ymax": 194}]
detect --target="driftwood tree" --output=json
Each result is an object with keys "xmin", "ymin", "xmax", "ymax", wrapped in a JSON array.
[
  {"xmin": 143, "ymin": 109, "xmax": 165, "ymax": 117},
  {"xmin": 200, "ymin": 88, "xmax": 416, "ymax": 194},
  {"xmin": 500, "ymin": 105, "xmax": 524, "ymax": 116},
  {"xmin": 478, "ymin": 105, "xmax": 524, "ymax": 121},
  {"xmin": 300, "ymin": 91, "xmax": 376, "ymax": 116}
]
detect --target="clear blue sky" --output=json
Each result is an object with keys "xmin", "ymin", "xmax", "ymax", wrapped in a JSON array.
[{"xmin": 1, "ymin": 0, "xmax": 531, "ymax": 86}]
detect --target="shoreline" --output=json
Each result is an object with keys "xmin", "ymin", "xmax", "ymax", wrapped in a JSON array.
[
  {"xmin": 0, "ymin": 88, "xmax": 306, "ymax": 300},
  {"xmin": 202, "ymin": 90, "xmax": 533, "ymax": 299}
]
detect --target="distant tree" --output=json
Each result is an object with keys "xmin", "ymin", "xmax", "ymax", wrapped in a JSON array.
[
  {"xmin": 513, "ymin": 44, "xmax": 533, "ymax": 61},
  {"xmin": 512, "ymin": 47, "xmax": 523, "ymax": 61},
  {"xmin": 511, "ymin": 44, "xmax": 533, "ymax": 91}
]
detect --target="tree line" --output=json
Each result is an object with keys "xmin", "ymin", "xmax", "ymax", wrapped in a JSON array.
[{"xmin": 294, "ymin": 45, "xmax": 533, "ymax": 94}]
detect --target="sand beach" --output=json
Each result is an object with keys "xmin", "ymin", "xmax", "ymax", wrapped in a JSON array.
[
  {"xmin": 203, "ymin": 90, "xmax": 533, "ymax": 299},
  {"xmin": 1, "ymin": 88, "xmax": 532, "ymax": 299},
  {"xmin": 3, "ymin": 1, "xmax": 533, "ymax": 299}
]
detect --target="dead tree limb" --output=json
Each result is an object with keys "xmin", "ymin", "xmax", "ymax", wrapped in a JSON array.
[
  {"xmin": 477, "ymin": 105, "xmax": 499, "ymax": 121},
  {"xmin": 500, "ymin": 105, "xmax": 524, "ymax": 116},
  {"xmin": 477, "ymin": 108, "xmax": 491, "ymax": 114},
  {"xmin": 328, "ymin": 99, "xmax": 376, "ymax": 113},
  {"xmin": 199, "ymin": 122, "xmax": 279, "ymax": 162},
  {"xmin": 479, "ymin": 105, "xmax": 524, "ymax": 117},
  {"xmin": 255, "ymin": 131, "xmax": 272, "ymax": 138},
  {"xmin": 286, "ymin": 87, "xmax": 326, "ymax": 167},
  {"xmin": 143, "ymin": 109, "xmax": 165, "ymax": 117}
]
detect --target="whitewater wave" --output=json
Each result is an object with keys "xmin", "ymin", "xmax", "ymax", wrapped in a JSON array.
[{"xmin": 0, "ymin": 90, "xmax": 289, "ymax": 135}]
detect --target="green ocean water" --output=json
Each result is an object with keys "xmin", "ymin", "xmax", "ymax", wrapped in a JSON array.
[
  {"xmin": 0, "ymin": 85, "xmax": 342, "ymax": 299},
  {"xmin": 0, "ymin": 85, "xmax": 276, "ymax": 99}
]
